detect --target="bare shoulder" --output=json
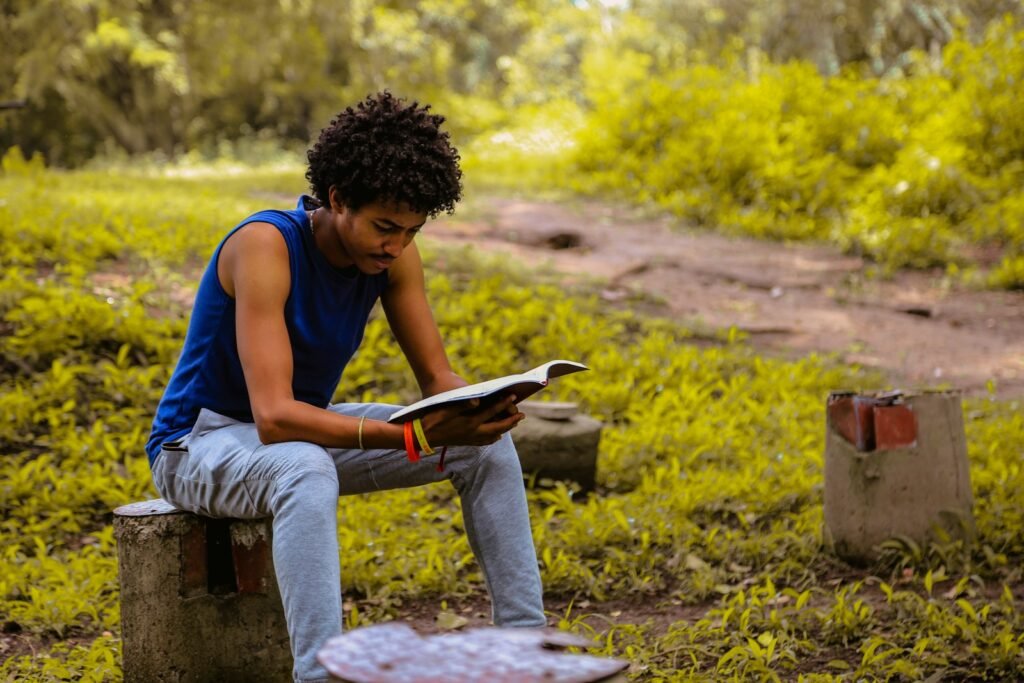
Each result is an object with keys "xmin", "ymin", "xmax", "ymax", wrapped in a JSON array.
[
  {"xmin": 223, "ymin": 221, "xmax": 288, "ymax": 258},
  {"xmin": 218, "ymin": 221, "xmax": 289, "ymax": 298},
  {"xmin": 385, "ymin": 240, "xmax": 425, "ymax": 290}
]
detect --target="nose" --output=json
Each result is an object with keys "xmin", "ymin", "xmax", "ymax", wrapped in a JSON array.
[{"xmin": 382, "ymin": 237, "xmax": 402, "ymax": 259}]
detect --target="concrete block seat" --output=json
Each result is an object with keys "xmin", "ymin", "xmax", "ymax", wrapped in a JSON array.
[{"xmin": 113, "ymin": 499, "xmax": 290, "ymax": 683}]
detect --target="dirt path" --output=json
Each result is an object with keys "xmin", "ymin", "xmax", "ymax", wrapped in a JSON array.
[{"xmin": 431, "ymin": 197, "xmax": 1024, "ymax": 399}]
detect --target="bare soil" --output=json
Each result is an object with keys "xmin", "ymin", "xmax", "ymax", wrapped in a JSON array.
[{"xmin": 430, "ymin": 196, "xmax": 1024, "ymax": 399}]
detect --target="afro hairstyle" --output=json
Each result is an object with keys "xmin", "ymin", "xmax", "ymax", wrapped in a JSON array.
[{"xmin": 305, "ymin": 91, "xmax": 463, "ymax": 218}]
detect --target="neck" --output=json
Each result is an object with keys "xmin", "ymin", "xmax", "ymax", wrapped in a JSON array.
[{"xmin": 310, "ymin": 208, "xmax": 356, "ymax": 269}]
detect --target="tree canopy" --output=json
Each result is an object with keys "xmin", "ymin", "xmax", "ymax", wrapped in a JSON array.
[{"xmin": 2, "ymin": 0, "xmax": 1020, "ymax": 165}]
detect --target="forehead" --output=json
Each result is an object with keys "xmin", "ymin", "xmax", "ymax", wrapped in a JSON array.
[{"xmin": 358, "ymin": 201, "xmax": 426, "ymax": 227}]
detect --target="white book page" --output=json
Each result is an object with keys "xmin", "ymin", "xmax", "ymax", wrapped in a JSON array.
[{"xmin": 386, "ymin": 360, "xmax": 587, "ymax": 423}]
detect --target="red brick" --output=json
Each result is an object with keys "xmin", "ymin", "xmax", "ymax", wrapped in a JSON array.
[
  {"xmin": 180, "ymin": 521, "xmax": 207, "ymax": 598},
  {"xmin": 232, "ymin": 537, "xmax": 270, "ymax": 594},
  {"xmin": 874, "ymin": 404, "xmax": 917, "ymax": 450},
  {"xmin": 828, "ymin": 396, "xmax": 857, "ymax": 446},
  {"xmin": 853, "ymin": 397, "xmax": 877, "ymax": 451},
  {"xmin": 828, "ymin": 394, "xmax": 877, "ymax": 451}
]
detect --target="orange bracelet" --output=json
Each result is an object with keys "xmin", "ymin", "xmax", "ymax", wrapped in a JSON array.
[{"xmin": 403, "ymin": 421, "xmax": 420, "ymax": 462}]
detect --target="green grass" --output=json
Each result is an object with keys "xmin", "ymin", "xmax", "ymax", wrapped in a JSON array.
[{"xmin": 1, "ymin": 163, "xmax": 1022, "ymax": 681}]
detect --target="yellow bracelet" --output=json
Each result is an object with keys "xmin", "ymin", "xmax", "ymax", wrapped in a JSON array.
[
  {"xmin": 357, "ymin": 415, "xmax": 366, "ymax": 450},
  {"xmin": 412, "ymin": 418, "xmax": 435, "ymax": 455}
]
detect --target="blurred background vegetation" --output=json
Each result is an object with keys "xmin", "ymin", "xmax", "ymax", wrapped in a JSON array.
[
  {"xmin": 4, "ymin": 0, "xmax": 1024, "ymax": 286},
  {"xmin": 2, "ymin": 0, "xmax": 1021, "ymax": 164}
]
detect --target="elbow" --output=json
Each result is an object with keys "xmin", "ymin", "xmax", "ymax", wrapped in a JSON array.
[{"xmin": 253, "ymin": 410, "xmax": 290, "ymax": 444}]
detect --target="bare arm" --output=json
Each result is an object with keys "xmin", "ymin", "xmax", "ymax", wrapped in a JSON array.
[
  {"xmin": 221, "ymin": 222, "xmax": 403, "ymax": 448},
  {"xmin": 381, "ymin": 242, "xmax": 466, "ymax": 397},
  {"xmin": 381, "ymin": 241, "xmax": 525, "ymax": 442}
]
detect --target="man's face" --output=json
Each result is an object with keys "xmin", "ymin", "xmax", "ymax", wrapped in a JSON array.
[{"xmin": 332, "ymin": 201, "xmax": 427, "ymax": 274}]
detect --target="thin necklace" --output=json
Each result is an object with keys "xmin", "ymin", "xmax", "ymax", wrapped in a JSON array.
[{"xmin": 307, "ymin": 208, "xmax": 317, "ymax": 236}]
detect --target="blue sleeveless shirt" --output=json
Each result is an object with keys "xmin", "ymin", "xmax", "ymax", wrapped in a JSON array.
[{"xmin": 145, "ymin": 196, "xmax": 389, "ymax": 465}]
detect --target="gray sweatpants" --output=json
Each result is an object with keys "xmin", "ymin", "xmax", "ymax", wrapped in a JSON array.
[{"xmin": 150, "ymin": 404, "xmax": 546, "ymax": 683}]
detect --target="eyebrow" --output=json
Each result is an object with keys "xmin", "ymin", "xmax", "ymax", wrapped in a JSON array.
[{"xmin": 376, "ymin": 218, "xmax": 426, "ymax": 230}]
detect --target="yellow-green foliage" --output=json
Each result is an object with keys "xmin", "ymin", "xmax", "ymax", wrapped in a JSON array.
[
  {"xmin": 460, "ymin": 99, "xmax": 582, "ymax": 198},
  {"xmin": 2, "ymin": 166, "xmax": 1023, "ymax": 681},
  {"xmin": 469, "ymin": 19, "xmax": 1024, "ymax": 288}
]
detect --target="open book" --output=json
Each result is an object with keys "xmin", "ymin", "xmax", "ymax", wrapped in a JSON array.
[{"xmin": 387, "ymin": 360, "xmax": 588, "ymax": 424}]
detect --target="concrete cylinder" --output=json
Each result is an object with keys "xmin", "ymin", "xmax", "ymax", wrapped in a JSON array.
[
  {"xmin": 512, "ymin": 401, "xmax": 603, "ymax": 492},
  {"xmin": 823, "ymin": 391, "xmax": 975, "ymax": 563},
  {"xmin": 114, "ymin": 499, "xmax": 291, "ymax": 682}
]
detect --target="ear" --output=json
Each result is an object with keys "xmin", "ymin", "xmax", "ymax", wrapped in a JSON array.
[{"xmin": 328, "ymin": 186, "xmax": 347, "ymax": 213}]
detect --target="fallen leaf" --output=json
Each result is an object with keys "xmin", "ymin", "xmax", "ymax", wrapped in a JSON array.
[
  {"xmin": 685, "ymin": 553, "xmax": 709, "ymax": 571},
  {"xmin": 435, "ymin": 610, "xmax": 469, "ymax": 631}
]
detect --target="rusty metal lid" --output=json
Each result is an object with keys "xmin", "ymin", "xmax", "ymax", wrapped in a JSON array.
[
  {"xmin": 317, "ymin": 623, "xmax": 629, "ymax": 682},
  {"xmin": 113, "ymin": 498, "xmax": 182, "ymax": 517}
]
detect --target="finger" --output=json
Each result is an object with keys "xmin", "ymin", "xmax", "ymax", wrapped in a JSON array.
[
  {"xmin": 429, "ymin": 398, "xmax": 478, "ymax": 423},
  {"xmin": 479, "ymin": 411, "xmax": 524, "ymax": 437},
  {"xmin": 479, "ymin": 394, "xmax": 518, "ymax": 423},
  {"xmin": 480, "ymin": 428, "xmax": 504, "ymax": 445}
]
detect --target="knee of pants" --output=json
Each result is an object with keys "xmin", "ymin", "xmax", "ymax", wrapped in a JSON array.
[
  {"xmin": 258, "ymin": 442, "xmax": 339, "ymax": 506},
  {"xmin": 473, "ymin": 432, "xmax": 525, "ymax": 479}
]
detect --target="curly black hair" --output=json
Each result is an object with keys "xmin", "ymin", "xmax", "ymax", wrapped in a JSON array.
[{"xmin": 305, "ymin": 92, "xmax": 462, "ymax": 218}]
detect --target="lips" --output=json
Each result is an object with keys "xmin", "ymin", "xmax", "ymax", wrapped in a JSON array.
[{"xmin": 371, "ymin": 256, "xmax": 395, "ymax": 270}]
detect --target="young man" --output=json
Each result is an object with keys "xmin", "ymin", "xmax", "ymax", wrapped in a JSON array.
[{"xmin": 146, "ymin": 92, "xmax": 546, "ymax": 683}]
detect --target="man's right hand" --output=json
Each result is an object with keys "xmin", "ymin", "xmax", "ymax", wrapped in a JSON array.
[{"xmin": 420, "ymin": 394, "xmax": 525, "ymax": 447}]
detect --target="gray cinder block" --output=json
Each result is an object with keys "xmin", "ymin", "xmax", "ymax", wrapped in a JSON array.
[
  {"xmin": 113, "ymin": 499, "xmax": 291, "ymax": 682},
  {"xmin": 513, "ymin": 401, "xmax": 603, "ymax": 492}
]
